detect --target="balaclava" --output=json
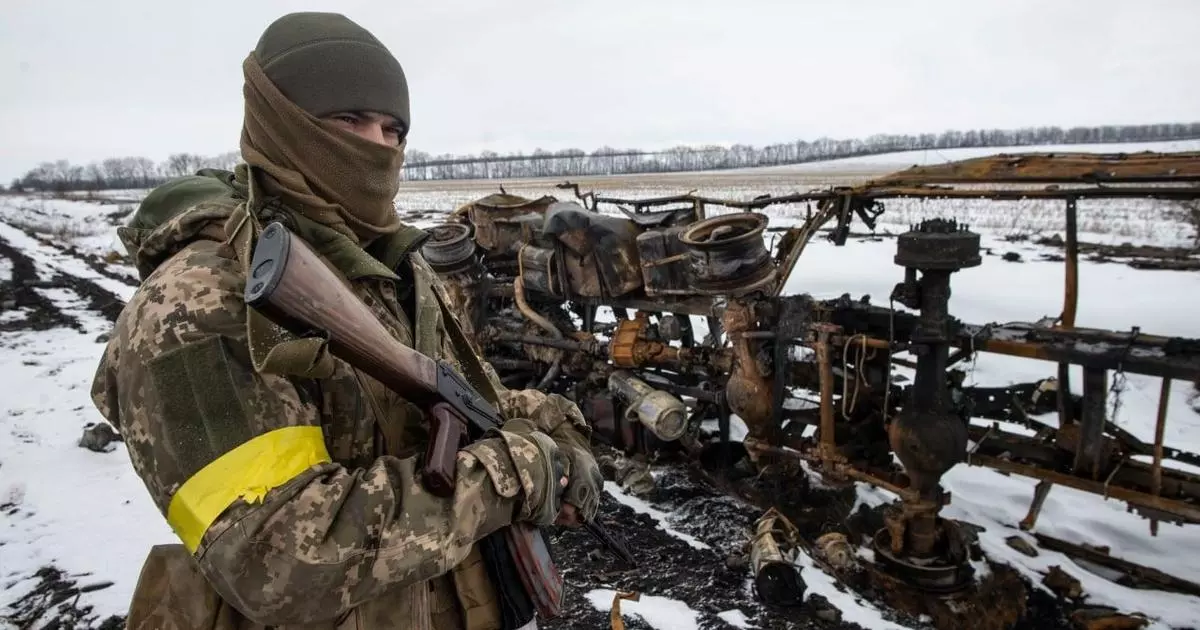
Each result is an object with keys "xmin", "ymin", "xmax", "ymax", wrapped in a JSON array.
[{"xmin": 240, "ymin": 12, "xmax": 411, "ymax": 244}]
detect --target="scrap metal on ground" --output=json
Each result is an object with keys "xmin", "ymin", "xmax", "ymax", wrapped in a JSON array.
[{"xmin": 420, "ymin": 150, "xmax": 1200, "ymax": 626}]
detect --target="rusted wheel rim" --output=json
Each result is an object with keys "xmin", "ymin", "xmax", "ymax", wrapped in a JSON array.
[
  {"xmin": 679, "ymin": 213, "xmax": 768, "ymax": 247},
  {"xmin": 422, "ymin": 222, "xmax": 476, "ymax": 270}
]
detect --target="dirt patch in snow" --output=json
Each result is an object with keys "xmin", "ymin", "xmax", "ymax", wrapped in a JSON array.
[
  {"xmin": 0, "ymin": 231, "xmax": 126, "ymax": 332},
  {"xmin": 538, "ymin": 443, "xmax": 1088, "ymax": 630},
  {"xmin": 0, "ymin": 234, "xmax": 83, "ymax": 332},
  {"xmin": 542, "ymin": 447, "xmax": 859, "ymax": 630},
  {"xmin": 51, "ymin": 241, "xmax": 139, "ymax": 289},
  {"xmin": 1, "ymin": 567, "xmax": 123, "ymax": 630}
]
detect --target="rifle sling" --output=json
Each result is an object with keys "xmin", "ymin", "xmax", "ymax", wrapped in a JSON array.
[{"xmin": 436, "ymin": 291, "xmax": 504, "ymax": 418}]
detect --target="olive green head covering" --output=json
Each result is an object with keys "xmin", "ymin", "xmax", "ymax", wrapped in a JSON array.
[
  {"xmin": 253, "ymin": 12, "xmax": 409, "ymax": 134},
  {"xmin": 240, "ymin": 12, "xmax": 411, "ymax": 244}
]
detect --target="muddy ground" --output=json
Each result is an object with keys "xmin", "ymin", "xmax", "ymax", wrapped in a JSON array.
[
  {"xmin": 540, "ymin": 448, "xmax": 1082, "ymax": 630},
  {"xmin": 543, "ymin": 456, "xmax": 856, "ymax": 630},
  {"xmin": 0, "ymin": 221, "xmax": 1129, "ymax": 630}
]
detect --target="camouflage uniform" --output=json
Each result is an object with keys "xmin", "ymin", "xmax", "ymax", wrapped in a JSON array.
[{"xmin": 90, "ymin": 171, "xmax": 598, "ymax": 629}]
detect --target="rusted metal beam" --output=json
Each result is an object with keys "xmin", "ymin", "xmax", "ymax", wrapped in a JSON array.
[
  {"xmin": 1152, "ymin": 378, "xmax": 1172, "ymax": 536},
  {"xmin": 961, "ymin": 334, "xmax": 1200, "ymax": 381},
  {"xmin": 828, "ymin": 328, "xmax": 1200, "ymax": 383},
  {"xmin": 1032, "ymin": 532, "xmax": 1200, "ymax": 597},
  {"xmin": 1019, "ymin": 481, "xmax": 1054, "ymax": 531},
  {"xmin": 1051, "ymin": 196, "xmax": 1079, "ymax": 525},
  {"xmin": 593, "ymin": 180, "xmax": 1200, "ymax": 217},
  {"xmin": 813, "ymin": 325, "xmax": 839, "ymax": 474},
  {"xmin": 968, "ymin": 454, "xmax": 1200, "ymax": 524},
  {"xmin": 967, "ymin": 421, "xmax": 1200, "ymax": 493},
  {"xmin": 1074, "ymin": 368, "xmax": 1108, "ymax": 479},
  {"xmin": 870, "ymin": 151, "xmax": 1200, "ymax": 185},
  {"xmin": 817, "ymin": 298, "xmax": 1200, "ymax": 382},
  {"xmin": 856, "ymin": 185, "xmax": 1200, "ymax": 201},
  {"xmin": 594, "ymin": 184, "xmax": 1200, "ymax": 213},
  {"xmin": 1061, "ymin": 197, "xmax": 1079, "ymax": 328}
]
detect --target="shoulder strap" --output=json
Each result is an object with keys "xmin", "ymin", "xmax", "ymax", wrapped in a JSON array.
[
  {"xmin": 439, "ymin": 294, "xmax": 506, "ymax": 416},
  {"xmin": 223, "ymin": 167, "xmax": 337, "ymax": 380},
  {"xmin": 410, "ymin": 254, "xmax": 506, "ymax": 417}
]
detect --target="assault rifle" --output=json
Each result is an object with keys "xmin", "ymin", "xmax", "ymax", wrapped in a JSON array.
[{"xmin": 243, "ymin": 221, "xmax": 630, "ymax": 628}]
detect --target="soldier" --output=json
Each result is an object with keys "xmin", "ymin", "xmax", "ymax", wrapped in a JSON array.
[{"xmin": 90, "ymin": 11, "xmax": 602, "ymax": 630}]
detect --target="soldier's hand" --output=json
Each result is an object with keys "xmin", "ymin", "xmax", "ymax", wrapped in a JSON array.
[
  {"xmin": 551, "ymin": 471, "xmax": 581, "ymax": 526},
  {"xmin": 554, "ymin": 442, "xmax": 603, "ymax": 525},
  {"xmin": 494, "ymin": 417, "xmax": 602, "ymax": 527},
  {"xmin": 497, "ymin": 390, "xmax": 603, "ymax": 525}
]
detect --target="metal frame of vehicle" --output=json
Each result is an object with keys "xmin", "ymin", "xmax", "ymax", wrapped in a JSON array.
[{"xmin": 424, "ymin": 150, "xmax": 1200, "ymax": 596}]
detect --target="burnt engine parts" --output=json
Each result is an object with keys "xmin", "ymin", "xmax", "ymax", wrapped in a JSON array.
[
  {"xmin": 608, "ymin": 370, "xmax": 689, "ymax": 443},
  {"xmin": 875, "ymin": 218, "xmax": 981, "ymax": 593},
  {"xmin": 679, "ymin": 213, "xmax": 777, "ymax": 296},
  {"xmin": 426, "ymin": 151, "xmax": 1200, "ymax": 609}
]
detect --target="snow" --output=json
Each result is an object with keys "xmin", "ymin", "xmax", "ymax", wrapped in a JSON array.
[
  {"xmin": 738, "ymin": 139, "xmax": 1200, "ymax": 173},
  {"xmin": 700, "ymin": 414, "xmax": 751, "ymax": 443},
  {"xmin": 793, "ymin": 550, "xmax": 914, "ymax": 630},
  {"xmin": 585, "ymin": 589, "xmax": 702, "ymax": 630},
  {"xmin": 0, "ymin": 327, "xmax": 179, "ymax": 623},
  {"xmin": 2, "ymin": 146, "xmax": 1199, "ymax": 627},
  {"xmin": 716, "ymin": 608, "xmax": 753, "ymax": 628},
  {"xmin": 0, "ymin": 198, "xmax": 176, "ymax": 624},
  {"xmin": 0, "ymin": 194, "xmax": 133, "ymax": 259},
  {"xmin": 0, "ymin": 221, "xmax": 136, "ymax": 303}
]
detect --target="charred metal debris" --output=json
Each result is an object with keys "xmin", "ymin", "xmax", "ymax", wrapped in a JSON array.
[{"xmin": 423, "ymin": 151, "xmax": 1200, "ymax": 624}]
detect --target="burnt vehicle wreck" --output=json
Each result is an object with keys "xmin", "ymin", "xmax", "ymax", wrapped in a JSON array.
[{"xmin": 421, "ymin": 151, "xmax": 1200, "ymax": 627}]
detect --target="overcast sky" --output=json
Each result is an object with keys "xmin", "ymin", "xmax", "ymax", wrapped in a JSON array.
[{"xmin": 2, "ymin": 0, "xmax": 1198, "ymax": 182}]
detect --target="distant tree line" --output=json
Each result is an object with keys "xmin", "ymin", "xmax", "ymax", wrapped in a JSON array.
[
  {"xmin": 9, "ymin": 122, "xmax": 1200, "ymax": 192},
  {"xmin": 10, "ymin": 152, "xmax": 241, "ymax": 193}
]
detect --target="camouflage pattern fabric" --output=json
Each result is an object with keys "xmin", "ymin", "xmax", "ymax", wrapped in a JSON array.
[
  {"xmin": 91, "ymin": 190, "xmax": 596, "ymax": 629},
  {"xmin": 497, "ymin": 390, "xmax": 603, "ymax": 521}
]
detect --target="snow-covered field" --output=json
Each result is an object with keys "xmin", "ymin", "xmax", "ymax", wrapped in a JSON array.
[
  {"xmin": 740, "ymin": 139, "xmax": 1200, "ymax": 174},
  {"xmin": 51, "ymin": 138, "xmax": 1200, "ymax": 247},
  {"xmin": 385, "ymin": 138, "xmax": 1200, "ymax": 247},
  {"xmin": 2, "ymin": 145, "xmax": 1199, "ymax": 629}
]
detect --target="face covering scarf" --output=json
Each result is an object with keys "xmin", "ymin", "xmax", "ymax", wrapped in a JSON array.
[{"xmin": 239, "ymin": 52, "xmax": 405, "ymax": 244}]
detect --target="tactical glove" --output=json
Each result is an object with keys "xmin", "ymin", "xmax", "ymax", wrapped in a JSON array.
[
  {"xmin": 561, "ymin": 443, "xmax": 603, "ymax": 522},
  {"xmin": 499, "ymin": 391, "xmax": 604, "ymax": 522},
  {"xmin": 488, "ymin": 417, "xmax": 567, "ymax": 526}
]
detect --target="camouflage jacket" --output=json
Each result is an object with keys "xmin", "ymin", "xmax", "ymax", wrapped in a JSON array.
[{"xmin": 90, "ymin": 176, "xmax": 589, "ymax": 630}]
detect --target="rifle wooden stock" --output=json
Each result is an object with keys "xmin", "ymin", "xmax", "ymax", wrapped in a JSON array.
[{"xmin": 244, "ymin": 222, "xmax": 561, "ymax": 627}]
